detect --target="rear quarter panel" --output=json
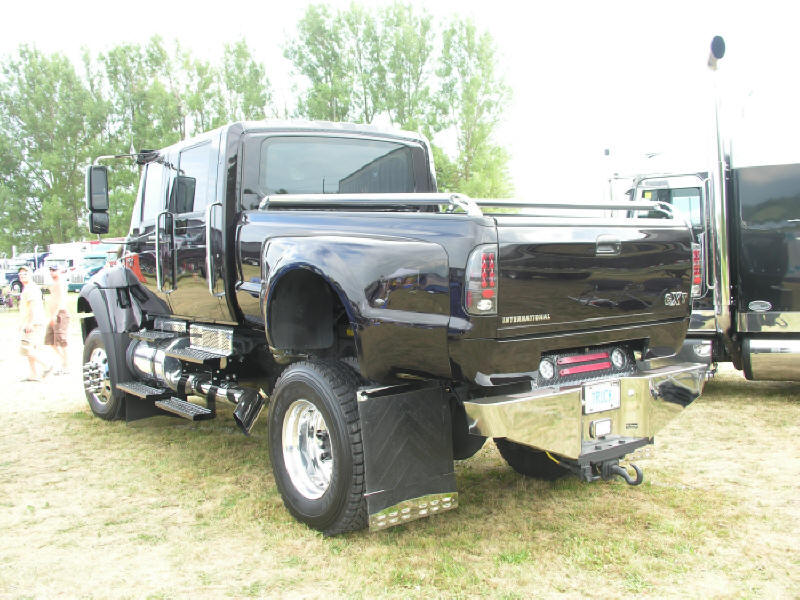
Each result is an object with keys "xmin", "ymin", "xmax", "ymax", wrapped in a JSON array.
[{"xmin": 262, "ymin": 235, "xmax": 452, "ymax": 380}]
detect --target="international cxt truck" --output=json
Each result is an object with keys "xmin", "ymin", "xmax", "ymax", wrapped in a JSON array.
[{"xmin": 80, "ymin": 121, "xmax": 706, "ymax": 535}]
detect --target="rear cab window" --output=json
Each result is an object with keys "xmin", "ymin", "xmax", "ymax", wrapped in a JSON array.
[{"xmin": 241, "ymin": 136, "xmax": 424, "ymax": 210}]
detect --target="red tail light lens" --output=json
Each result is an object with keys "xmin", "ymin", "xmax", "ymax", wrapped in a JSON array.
[
  {"xmin": 691, "ymin": 242, "xmax": 703, "ymax": 298},
  {"xmin": 465, "ymin": 244, "xmax": 499, "ymax": 315}
]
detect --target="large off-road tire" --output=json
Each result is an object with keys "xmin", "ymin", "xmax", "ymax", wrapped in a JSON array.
[
  {"xmin": 82, "ymin": 328, "xmax": 125, "ymax": 421},
  {"xmin": 10, "ymin": 279, "xmax": 21, "ymax": 293},
  {"xmin": 268, "ymin": 360, "xmax": 367, "ymax": 535},
  {"xmin": 495, "ymin": 438, "xmax": 570, "ymax": 481}
]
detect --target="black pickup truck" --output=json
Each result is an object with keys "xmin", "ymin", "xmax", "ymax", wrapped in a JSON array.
[{"xmin": 81, "ymin": 121, "xmax": 706, "ymax": 535}]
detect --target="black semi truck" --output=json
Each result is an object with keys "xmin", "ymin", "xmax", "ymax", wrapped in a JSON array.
[
  {"xmin": 627, "ymin": 162, "xmax": 800, "ymax": 381},
  {"xmin": 622, "ymin": 37, "xmax": 800, "ymax": 382},
  {"xmin": 80, "ymin": 121, "xmax": 706, "ymax": 534}
]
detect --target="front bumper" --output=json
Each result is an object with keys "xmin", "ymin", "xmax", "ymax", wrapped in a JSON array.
[{"xmin": 463, "ymin": 361, "xmax": 706, "ymax": 460}]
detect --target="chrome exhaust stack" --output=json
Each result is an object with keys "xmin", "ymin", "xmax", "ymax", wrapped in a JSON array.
[
  {"xmin": 232, "ymin": 389, "xmax": 266, "ymax": 436},
  {"xmin": 181, "ymin": 374, "xmax": 265, "ymax": 434}
]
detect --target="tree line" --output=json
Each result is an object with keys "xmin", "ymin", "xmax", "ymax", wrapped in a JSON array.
[{"xmin": 0, "ymin": 2, "xmax": 511, "ymax": 253}]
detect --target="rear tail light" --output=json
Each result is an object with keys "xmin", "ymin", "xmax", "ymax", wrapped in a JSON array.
[
  {"xmin": 691, "ymin": 242, "xmax": 703, "ymax": 298},
  {"xmin": 465, "ymin": 244, "xmax": 498, "ymax": 315}
]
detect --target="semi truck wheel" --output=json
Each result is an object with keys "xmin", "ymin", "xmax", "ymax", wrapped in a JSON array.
[
  {"xmin": 268, "ymin": 360, "xmax": 367, "ymax": 535},
  {"xmin": 495, "ymin": 438, "xmax": 570, "ymax": 481},
  {"xmin": 82, "ymin": 329, "xmax": 125, "ymax": 421}
]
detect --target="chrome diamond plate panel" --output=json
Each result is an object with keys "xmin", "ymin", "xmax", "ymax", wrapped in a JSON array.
[{"xmin": 189, "ymin": 324, "xmax": 233, "ymax": 355}]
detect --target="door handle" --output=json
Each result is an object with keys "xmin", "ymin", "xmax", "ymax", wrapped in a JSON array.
[{"xmin": 596, "ymin": 235, "xmax": 621, "ymax": 255}]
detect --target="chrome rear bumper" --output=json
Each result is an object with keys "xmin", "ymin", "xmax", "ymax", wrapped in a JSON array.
[{"xmin": 463, "ymin": 362, "xmax": 707, "ymax": 459}]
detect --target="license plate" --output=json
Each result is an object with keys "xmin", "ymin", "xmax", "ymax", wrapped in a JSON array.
[{"xmin": 583, "ymin": 381, "xmax": 620, "ymax": 414}]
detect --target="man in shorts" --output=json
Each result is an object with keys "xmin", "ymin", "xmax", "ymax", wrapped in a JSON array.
[
  {"xmin": 18, "ymin": 266, "xmax": 51, "ymax": 381},
  {"xmin": 45, "ymin": 264, "xmax": 71, "ymax": 374}
]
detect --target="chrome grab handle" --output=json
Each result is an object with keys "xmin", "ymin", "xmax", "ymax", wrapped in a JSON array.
[
  {"xmin": 156, "ymin": 211, "xmax": 176, "ymax": 293},
  {"xmin": 206, "ymin": 202, "xmax": 223, "ymax": 295},
  {"xmin": 155, "ymin": 211, "xmax": 166, "ymax": 291}
]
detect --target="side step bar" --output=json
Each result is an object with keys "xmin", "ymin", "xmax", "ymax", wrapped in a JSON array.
[
  {"xmin": 154, "ymin": 397, "xmax": 214, "ymax": 421},
  {"xmin": 164, "ymin": 346, "xmax": 225, "ymax": 366},
  {"xmin": 117, "ymin": 381, "xmax": 170, "ymax": 400},
  {"xmin": 128, "ymin": 330, "xmax": 182, "ymax": 342}
]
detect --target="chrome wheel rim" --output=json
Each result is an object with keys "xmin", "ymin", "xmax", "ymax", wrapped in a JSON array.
[
  {"xmin": 84, "ymin": 347, "xmax": 112, "ymax": 406},
  {"xmin": 282, "ymin": 399, "xmax": 334, "ymax": 500}
]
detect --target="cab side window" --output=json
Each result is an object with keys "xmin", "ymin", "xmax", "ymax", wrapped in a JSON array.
[
  {"xmin": 175, "ymin": 141, "xmax": 216, "ymax": 213},
  {"xmin": 142, "ymin": 163, "xmax": 166, "ymax": 222}
]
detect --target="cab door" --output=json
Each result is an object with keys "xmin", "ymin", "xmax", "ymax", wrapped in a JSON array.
[
  {"xmin": 126, "ymin": 161, "xmax": 173, "ymax": 315},
  {"xmin": 163, "ymin": 131, "xmax": 232, "ymax": 323}
]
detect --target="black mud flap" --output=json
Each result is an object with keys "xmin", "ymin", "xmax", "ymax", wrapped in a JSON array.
[
  {"xmin": 357, "ymin": 382, "xmax": 457, "ymax": 530},
  {"xmin": 125, "ymin": 397, "xmax": 166, "ymax": 423}
]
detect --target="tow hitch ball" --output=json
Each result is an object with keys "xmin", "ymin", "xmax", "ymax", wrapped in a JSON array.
[{"xmin": 601, "ymin": 460, "xmax": 644, "ymax": 486}]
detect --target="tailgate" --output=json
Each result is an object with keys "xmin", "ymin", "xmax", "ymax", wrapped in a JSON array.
[{"xmin": 494, "ymin": 218, "xmax": 692, "ymax": 338}]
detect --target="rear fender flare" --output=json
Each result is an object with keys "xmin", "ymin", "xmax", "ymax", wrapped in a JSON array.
[{"xmin": 261, "ymin": 236, "xmax": 452, "ymax": 381}]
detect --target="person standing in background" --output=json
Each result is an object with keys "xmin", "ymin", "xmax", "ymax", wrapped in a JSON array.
[
  {"xmin": 45, "ymin": 265, "xmax": 71, "ymax": 374},
  {"xmin": 18, "ymin": 266, "xmax": 50, "ymax": 381}
]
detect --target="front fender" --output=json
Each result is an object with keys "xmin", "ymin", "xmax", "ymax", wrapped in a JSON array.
[
  {"xmin": 77, "ymin": 265, "xmax": 170, "ymax": 389},
  {"xmin": 263, "ymin": 235, "xmax": 452, "ymax": 382}
]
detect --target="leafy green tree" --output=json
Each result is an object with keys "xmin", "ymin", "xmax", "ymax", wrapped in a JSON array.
[
  {"xmin": 438, "ymin": 18, "xmax": 513, "ymax": 197},
  {"xmin": 95, "ymin": 37, "xmax": 184, "ymax": 233},
  {"xmin": 285, "ymin": 4, "xmax": 511, "ymax": 197},
  {"xmin": 222, "ymin": 40, "xmax": 271, "ymax": 121},
  {"xmin": 0, "ymin": 46, "xmax": 108, "ymax": 251},
  {"xmin": 183, "ymin": 54, "xmax": 228, "ymax": 134},
  {"xmin": 285, "ymin": 5, "xmax": 354, "ymax": 121},
  {"xmin": 342, "ymin": 5, "xmax": 384, "ymax": 123},
  {"xmin": 382, "ymin": 2, "xmax": 436, "ymax": 134}
]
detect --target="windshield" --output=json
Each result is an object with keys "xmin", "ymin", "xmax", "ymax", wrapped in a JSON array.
[
  {"xmin": 81, "ymin": 256, "xmax": 106, "ymax": 269},
  {"xmin": 44, "ymin": 258, "xmax": 70, "ymax": 269},
  {"xmin": 641, "ymin": 187, "xmax": 703, "ymax": 227},
  {"xmin": 4, "ymin": 259, "xmax": 29, "ymax": 269}
]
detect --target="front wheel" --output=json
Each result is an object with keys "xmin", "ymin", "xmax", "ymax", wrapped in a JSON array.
[
  {"xmin": 495, "ymin": 438, "xmax": 570, "ymax": 481},
  {"xmin": 82, "ymin": 329, "xmax": 125, "ymax": 420},
  {"xmin": 10, "ymin": 280, "xmax": 21, "ymax": 293},
  {"xmin": 268, "ymin": 360, "xmax": 367, "ymax": 535}
]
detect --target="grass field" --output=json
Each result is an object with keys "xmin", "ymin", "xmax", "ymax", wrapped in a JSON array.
[{"xmin": 0, "ymin": 303, "xmax": 798, "ymax": 599}]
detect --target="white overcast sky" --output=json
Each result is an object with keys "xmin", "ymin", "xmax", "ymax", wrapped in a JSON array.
[{"xmin": 2, "ymin": 0, "xmax": 799, "ymax": 200}]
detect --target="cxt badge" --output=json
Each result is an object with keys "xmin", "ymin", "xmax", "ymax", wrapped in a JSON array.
[{"xmin": 664, "ymin": 291, "xmax": 688, "ymax": 306}]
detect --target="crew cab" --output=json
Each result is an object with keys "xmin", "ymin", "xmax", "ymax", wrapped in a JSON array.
[{"xmin": 79, "ymin": 121, "xmax": 706, "ymax": 535}]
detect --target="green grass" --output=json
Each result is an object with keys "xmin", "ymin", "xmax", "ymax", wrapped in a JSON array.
[{"xmin": 0, "ymin": 308, "xmax": 798, "ymax": 598}]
